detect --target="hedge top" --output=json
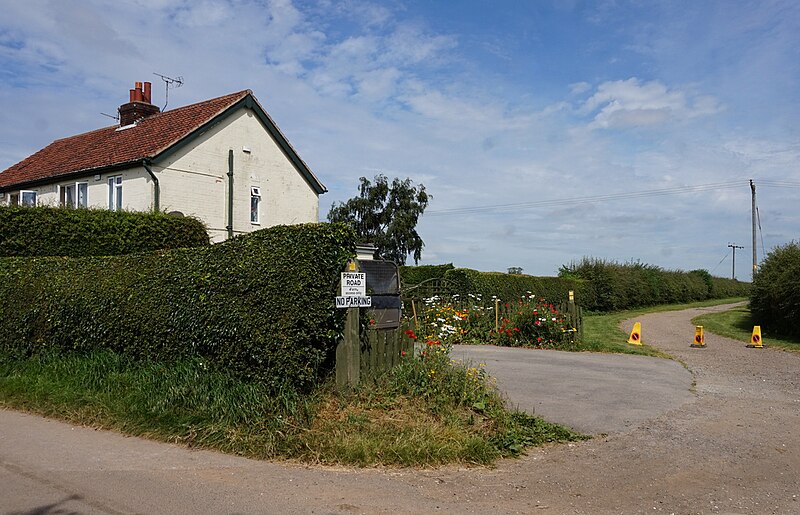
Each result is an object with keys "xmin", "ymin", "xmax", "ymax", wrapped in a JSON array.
[{"xmin": 0, "ymin": 206, "xmax": 210, "ymax": 257}]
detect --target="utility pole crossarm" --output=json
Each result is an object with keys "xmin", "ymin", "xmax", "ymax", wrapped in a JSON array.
[{"xmin": 728, "ymin": 243, "xmax": 745, "ymax": 280}]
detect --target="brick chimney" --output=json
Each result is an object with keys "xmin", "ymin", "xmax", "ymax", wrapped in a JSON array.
[{"xmin": 118, "ymin": 81, "xmax": 160, "ymax": 126}]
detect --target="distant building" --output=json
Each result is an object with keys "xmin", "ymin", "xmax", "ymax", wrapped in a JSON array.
[{"xmin": 0, "ymin": 81, "xmax": 326, "ymax": 241}]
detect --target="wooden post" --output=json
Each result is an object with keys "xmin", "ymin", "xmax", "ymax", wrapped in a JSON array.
[
  {"xmin": 336, "ymin": 305, "xmax": 360, "ymax": 388},
  {"xmin": 336, "ymin": 259, "xmax": 361, "ymax": 388},
  {"xmin": 495, "ymin": 298, "xmax": 500, "ymax": 332},
  {"xmin": 411, "ymin": 299, "xmax": 418, "ymax": 332}
]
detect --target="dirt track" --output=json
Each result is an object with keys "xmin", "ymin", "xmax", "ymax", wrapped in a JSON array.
[{"xmin": 2, "ymin": 302, "xmax": 800, "ymax": 514}]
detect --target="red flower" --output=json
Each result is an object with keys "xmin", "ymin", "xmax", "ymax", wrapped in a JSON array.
[
  {"xmin": 401, "ymin": 351, "xmax": 407, "ymax": 357},
  {"xmin": 514, "ymin": 327, "xmax": 520, "ymax": 332},
  {"xmin": 369, "ymin": 319, "xmax": 376, "ymax": 325},
  {"xmin": 405, "ymin": 329, "xmax": 418, "ymax": 340},
  {"xmin": 535, "ymin": 320, "xmax": 541, "ymax": 326}
]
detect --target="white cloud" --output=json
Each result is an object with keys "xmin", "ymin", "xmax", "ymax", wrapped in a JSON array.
[
  {"xmin": 569, "ymin": 81, "xmax": 591, "ymax": 95},
  {"xmin": 581, "ymin": 78, "xmax": 722, "ymax": 129},
  {"xmin": 384, "ymin": 24, "xmax": 457, "ymax": 65},
  {"xmin": 173, "ymin": 1, "xmax": 233, "ymax": 27}
]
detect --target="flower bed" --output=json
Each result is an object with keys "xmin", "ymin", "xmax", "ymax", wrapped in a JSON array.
[{"xmin": 404, "ymin": 292, "xmax": 577, "ymax": 349}]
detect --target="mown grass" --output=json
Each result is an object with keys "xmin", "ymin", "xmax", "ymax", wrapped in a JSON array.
[
  {"xmin": 692, "ymin": 303, "xmax": 800, "ymax": 353},
  {"xmin": 0, "ymin": 347, "xmax": 584, "ymax": 467},
  {"xmin": 580, "ymin": 297, "xmax": 748, "ymax": 357}
]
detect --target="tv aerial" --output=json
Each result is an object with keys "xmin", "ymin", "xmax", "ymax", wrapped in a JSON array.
[{"xmin": 153, "ymin": 72, "xmax": 184, "ymax": 111}]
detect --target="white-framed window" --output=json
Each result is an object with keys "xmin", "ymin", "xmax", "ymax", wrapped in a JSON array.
[
  {"xmin": 60, "ymin": 184, "xmax": 75, "ymax": 207},
  {"xmin": 60, "ymin": 182, "xmax": 89, "ymax": 208},
  {"xmin": 108, "ymin": 176, "xmax": 122, "ymax": 211},
  {"xmin": 20, "ymin": 190, "xmax": 37, "ymax": 207},
  {"xmin": 250, "ymin": 186, "xmax": 261, "ymax": 224},
  {"xmin": 77, "ymin": 182, "xmax": 88, "ymax": 208}
]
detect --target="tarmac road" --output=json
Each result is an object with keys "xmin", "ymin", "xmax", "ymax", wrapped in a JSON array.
[{"xmin": 451, "ymin": 345, "xmax": 693, "ymax": 435}]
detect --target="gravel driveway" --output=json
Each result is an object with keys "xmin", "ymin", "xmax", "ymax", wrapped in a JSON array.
[{"xmin": 2, "ymin": 302, "xmax": 799, "ymax": 514}]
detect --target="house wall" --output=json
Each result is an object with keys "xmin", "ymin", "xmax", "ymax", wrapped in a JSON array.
[
  {"xmin": 1, "ymin": 168, "xmax": 153, "ymax": 211},
  {"xmin": 155, "ymin": 107, "xmax": 320, "ymax": 242}
]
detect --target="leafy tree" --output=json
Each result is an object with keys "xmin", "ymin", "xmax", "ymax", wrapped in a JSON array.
[
  {"xmin": 328, "ymin": 174, "xmax": 429, "ymax": 265},
  {"xmin": 750, "ymin": 241, "xmax": 800, "ymax": 337}
]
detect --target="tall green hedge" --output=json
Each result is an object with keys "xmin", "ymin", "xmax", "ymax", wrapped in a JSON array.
[
  {"xmin": 399, "ymin": 263, "xmax": 455, "ymax": 287},
  {"xmin": 441, "ymin": 268, "xmax": 594, "ymax": 306},
  {"xmin": 750, "ymin": 242, "xmax": 800, "ymax": 337},
  {"xmin": 560, "ymin": 258, "xmax": 750, "ymax": 311},
  {"xmin": 400, "ymin": 259, "xmax": 750, "ymax": 311},
  {"xmin": 0, "ymin": 223, "xmax": 356, "ymax": 392},
  {"xmin": 0, "ymin": 206, "xmax": 210, "ymax": 257}
]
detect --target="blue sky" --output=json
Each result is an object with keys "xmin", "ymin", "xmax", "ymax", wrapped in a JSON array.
[{"xmin": 1, "ymin": 0, "xmax": 798, "ymax": 278}]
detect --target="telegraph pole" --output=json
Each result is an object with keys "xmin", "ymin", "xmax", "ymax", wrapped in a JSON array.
[
  {"xmin": 728, "ymin": 243, "xmax": 744, "ymax": 280},
  {"xmin": 750, "ymin": 179, "xmax": 757, "ymax": 279}
]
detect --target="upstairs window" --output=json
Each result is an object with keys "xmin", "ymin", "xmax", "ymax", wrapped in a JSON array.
[
  {"xmin": 250, "ymin": 186, "xmax": 261, "ymax": 224},
  {"xmin": 108, "ymin": 176, "xmax": 122, "ymax": 211}
]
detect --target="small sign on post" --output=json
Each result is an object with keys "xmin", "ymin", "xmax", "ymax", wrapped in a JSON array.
[
  {"xmin": 340, "ymin": 272, "xmax": 366, "ymax": 297},
  {"xmin": 335, "ymin": 296, "xmax": 372, "ymax": 308}
]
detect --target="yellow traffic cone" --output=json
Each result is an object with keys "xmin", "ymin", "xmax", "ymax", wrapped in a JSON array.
[
  {"xmin": 747, "ymin": 326, "xmax": 764, "ymax": 348},
  {"xmin": 691, "ymin": 325, "xmax": 705, "ymax": 348},
  {"xmin": 628, "ymin": 322, "xmax": 642, "ymax": 345}
]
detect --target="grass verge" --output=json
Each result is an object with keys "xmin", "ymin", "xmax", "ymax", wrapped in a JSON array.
[
  {"xmin": 691, "ymin": 304, "xmax": 800, "ymax": 353},
  {"xmin": 580, "ymin": 297, "xmax": 748, "ymax": 357},
  {"xmin": 0, "ymin": 347, "xmax": 585, "ymax": 467}
]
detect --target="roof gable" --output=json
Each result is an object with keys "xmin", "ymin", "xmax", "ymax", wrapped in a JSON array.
[{"xmin": 0, "ymin": 91, "xmax": 326, "ymax": 195}]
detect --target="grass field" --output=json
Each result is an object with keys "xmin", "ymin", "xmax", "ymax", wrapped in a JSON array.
[{"xmin": 691, "ymin": 303, "xmax": 800, "ymax": 353}]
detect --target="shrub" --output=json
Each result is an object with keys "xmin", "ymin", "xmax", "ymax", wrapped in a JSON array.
[
  {"xmin": 399, "ymin": 263, "xmax": 455, "ymax": 287},
  {"xmin": 0, "ymin": 206, "xmax": 209, "ymax": 257},
  {"xmin": 441, "ymin": 268, "xmax": 594, "ymax": 308},
  {"xmin": 750, "ymin": 241, "xmax": 800, "ymax": 337},
  {"xmin": 0, "ymin": 223, "xmax": 357, "ymax": 392},
  {"xmin": 560, "ymin": 257, "xmax": 749, "ymax": 311}
]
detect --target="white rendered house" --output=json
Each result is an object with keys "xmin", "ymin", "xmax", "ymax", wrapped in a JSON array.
[{"xmin": 0, "ymin": 82, "xmax": 326, "ymax": 241}]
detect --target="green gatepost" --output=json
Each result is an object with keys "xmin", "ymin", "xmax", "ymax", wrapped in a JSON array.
[{"xmin": 336, "ymin": 260, "xmax": 361, "ymax": 388}]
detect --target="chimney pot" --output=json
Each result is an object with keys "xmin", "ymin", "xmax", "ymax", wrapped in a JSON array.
[{"xmin": 119, "ymin": 80, "xmax": 161, "ymax": 126}]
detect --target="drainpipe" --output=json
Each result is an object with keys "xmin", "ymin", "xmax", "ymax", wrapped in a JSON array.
[
  {"xmin": 142, "ymin": 160, "xmax": 160, "ymax": 212},
  {"xmin": 226, "ymin": 149, "xmax": 234, "ymax": 239}
]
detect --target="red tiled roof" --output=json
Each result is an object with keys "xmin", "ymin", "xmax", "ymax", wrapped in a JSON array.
[{"xmin": 0, "ymin": 90, "xmax": 251, "ymax": 189}]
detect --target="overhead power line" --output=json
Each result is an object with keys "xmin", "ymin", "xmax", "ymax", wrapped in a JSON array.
[
  {"xmin": 710, "ymin": 249, "xmax": 731, "ymax": 275},
  {"xmin": 427, "ymin": 180, "xmax": 745, "ymax": 216},
  {"xmin": 758, "ymin": 179, "xmax": 800, "ymax": 188}
]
